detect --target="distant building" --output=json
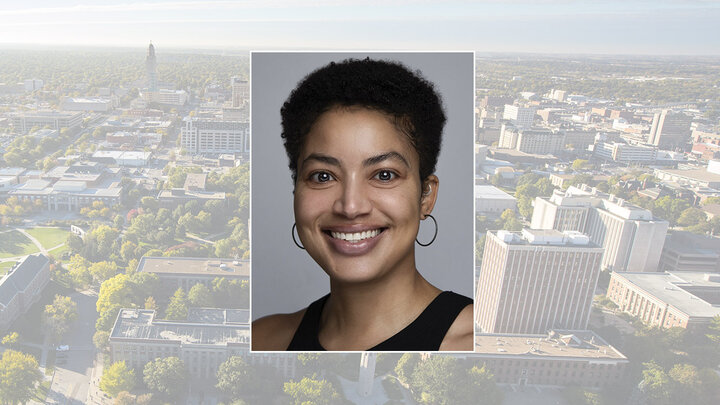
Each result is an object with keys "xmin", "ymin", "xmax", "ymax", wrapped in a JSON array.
[
  {"xmin": 648, "ymin": 110, "xmax": 692, "ymax": 149},
  {"xmin": 142, "ymin": 89, "xmax": 188, "ymax": 106},
  {"xmin": 531, "ymin": 186, "xmax": 669, "ymax": 272},
  {"xmin": 659, "ymin": 231, "xmax": 720, "ymax": 273},
  {"xmin": 607, "ymin": 271, "xmax": 720, "ymax": 330},
  {"xmin": 91, "ymin": 150, "xmax": 152, "ymax": 166},
  {"xmin": 475, "ymin": 229, "xmax": 603, "ymax": 334},
  {"xmin": 474, "ymin": 185, "xmax": 516, "ymax": 214},
  {"xmin": 9, "ymin": 111, "xmax": 83, "ymax": 133},
  {"xmin": 231, "ymin": 77, "xmax": 248, "ymax": 108},
  {"xmin": 457, "ymin": 330, "xmax": 628, "ymax": 389},
  {"xmin": 502, "ymin": 105, "xmax": 536, "ymax": 129},
  {"xmin": 109, "ymin": 308, "xmax": 295, "ymax": 379},
  {"xmin": 61, "ymin": 97, "xmax": 113, "ymax": 112},
  {"xmin": 180, "ymin": 118, "xmax": 249, "ymax": 154},
  {"xmin": 0, "ymin": 254, "xmax": 50, "ymax": 331},
  {"xmin": 499, "ymin": 125, "xmax": 564, "ymax": 155},
  {"xmin": 136, "ymin": 257, "xmax": 248, "ymax": 292},
  {"xmin": 654, "ymin": 166, "xmax": 720, "ymax": 189},
  {"xmin": 592, "ymin": 141, "xmax": 657, "ymax": 163},
  {"xmin": 146, "ymin": 42, "xmax": 157, "ymax": 92},
  {"xmin": 24, "ymin": 79, "xmax": 43, "ymax": 92}
]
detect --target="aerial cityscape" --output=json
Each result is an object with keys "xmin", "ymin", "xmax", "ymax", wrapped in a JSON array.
[{"xmin": 2, "ymin": 11, "xmax": 720, "ymax": 405}]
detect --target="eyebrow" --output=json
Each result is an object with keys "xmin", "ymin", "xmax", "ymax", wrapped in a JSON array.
[
  {"xmin": 301, "ymin": 151, "xmax": 410, "ymax": 169},
  {"xmin": 363, "ymin": 151, "xmax": 410, "ymax": 168}
]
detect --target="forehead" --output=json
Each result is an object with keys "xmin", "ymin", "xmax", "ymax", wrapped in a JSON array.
[{"xmin": 299, "ymin": 107, "xmax": 418, "ymax": 165}]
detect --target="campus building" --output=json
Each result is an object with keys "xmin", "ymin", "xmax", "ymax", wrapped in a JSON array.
[
  {"xmin": 475, "ymin": 229, "xmax": 604, "ymax": 334},
  {"xmin": 607, "ymin": 271, "xmax": 720, "ymax": 331},
  {"xmin": 109, "ymin": 308, "xmax": 295, "ymax": 379},
  {"xmin": 136, "ymin": 257, "xmax": 248, "ymax": 293},
  {"xmin": 0, "ymin": 254, "xmax": 50, "ymax": 331},
  {"xmin": 180, "ymin": 117, "xmax": 249, "ymax": 154},
  {"xmin": 9, "ymin": 111, "xmax": 83, "ymax": 133},
  {"xmin": 457, "ymin": 330, "xmax": 628, "ymax": 389}
]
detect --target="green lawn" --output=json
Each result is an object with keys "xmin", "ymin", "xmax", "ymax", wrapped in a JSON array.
[
  {"xmin": 25, "ymin": 227, "xmax": 70, "ymax": 250},
  {"xmin": 0, "ymin": 230, "xmax": 40, "ymax": 258},
  {"xmin": 47, "ymin": 244, "xmax": 70, "ymax": 257}
]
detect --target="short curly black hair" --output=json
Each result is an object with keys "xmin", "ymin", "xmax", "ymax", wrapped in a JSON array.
[{"xmin": 281, "ymin": 58, "xmax": 446, "ymax": 184}]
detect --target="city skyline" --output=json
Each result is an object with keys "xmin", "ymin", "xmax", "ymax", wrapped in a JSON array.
[{"xmin": 0, "ymin": 0, "xmax": 719, "ymax": 55}]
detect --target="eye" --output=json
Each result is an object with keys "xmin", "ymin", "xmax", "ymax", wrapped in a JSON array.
[
  {"xmin": 310, "ymin": 171, "xmax": 334, "ymax": 183},
  {"xmin": 374, "ymin": 170, "xmax": 397, "ymax": 182}
]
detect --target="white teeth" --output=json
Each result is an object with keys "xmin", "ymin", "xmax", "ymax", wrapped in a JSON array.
[{"xmin": 330, "ymin": 229, "xmax": 381, "ymax": 242}]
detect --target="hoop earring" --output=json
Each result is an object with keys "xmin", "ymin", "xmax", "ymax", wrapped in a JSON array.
[
  {"xmin": 416, "ymin": 214, "xmax": 437, "ymax": 247},
  {"xmin": 292, "ymin": 223, "xmax": 305, "ymax": 250}
]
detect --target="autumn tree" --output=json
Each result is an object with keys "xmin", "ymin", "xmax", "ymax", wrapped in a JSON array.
[
  {"xmin": 0, "ymin": 350, "xmax": 43, "ymax": 405},
  {"xmin": 165, "ymin": 288, "xmax": 188, "ymax": 320},
  {"xmin": 283, "ymin": 377, "xmax": 339, "ymax": 405},
  {"xmin": 100, "ymin": 361, "xmax": 136, "ymax": 397},
  {"xmin": 43, "ymin": 295, "xmax": 78, "ymax": 343},
  {"xmin": 143, "ymin": 357, "xmax": 188, "ymax": 399}
]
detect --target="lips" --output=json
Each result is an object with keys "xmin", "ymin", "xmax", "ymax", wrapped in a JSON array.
[{"xmin": 322, "ymin": 226, "xmax": 386, "ymax": 256}]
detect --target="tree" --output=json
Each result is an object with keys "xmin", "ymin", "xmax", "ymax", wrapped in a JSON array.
[
  {"xmin": 1, "ymin": 332, "xmax": 19, "ymax": 348},
  {"xmin": 572, "ymin": 159, "xmax": 592, "ymax": 170},
  {"xmin": 100, "ymin": 361, "xmax": 136, "ymax": 397},
  {"xmin": 641, "ymin": 361, "xmax": 672, "ymax": 405},
  {"xmin": 143, "ymin": 357, "xmax": 187, "ymax": 399},
  {"xmin": 0, "ymin": 350, "xmax": 43, "ymax": 405},
  {"xmin": 283, "ymin": 377, "xmax": 339, "ymax": 405},
  {"xmin": 411, "ymin": 356, "xmax": 468, "ymax": 404},
  {"xmin": 165, "ymin": 288, "xmax": 188, "ymax": 320},
  {"xmin": 495, "ymin": 209, "xmax": 522, "ymax": 231},
  {"xmin": 465, "ymin": 364, "xmax": 503, "ymax": 405},
  {"xmin": 89, "ymin": 261, "xmax": 118, "ymax": 284},
  {"xmin": 395, "ymin": 353, "xmax": 420, "ymax": 385},
  {"xmin": 677, "ymin": 207, "xmax": 708, "ymax": 228},
  {"xmin": 216, "ymin": 356, "xmax": 281, "ymax": 400},
  {"xmin": 144, "ymin": 296, "xmax": 158, "ymax": 310},
  {"xmin": 43, "ymin": 295, "xmax": 78, "ymax": 342},
  {"xmin": 188, "ymin": 283, "xmax": 213, "ymax": 307},
  {"xmin": 68, "ymin": 254, "xmax": 92, "ymax": 288},
  {"xmin": 93, "ymin": 330, "xmax": 110, "ymax": 352}
]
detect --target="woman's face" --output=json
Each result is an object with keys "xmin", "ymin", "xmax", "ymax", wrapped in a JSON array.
[{"xmin": 294, "ymin": 107, "xmax": 437, "ymax": 285}]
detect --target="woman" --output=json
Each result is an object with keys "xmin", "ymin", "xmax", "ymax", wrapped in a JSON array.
[{"xmin": 252, "ymin": 58, "xmax": 473, "ymax": 351}]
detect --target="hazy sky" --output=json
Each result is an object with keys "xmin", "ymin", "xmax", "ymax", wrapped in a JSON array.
[{"xmin": 1, "ymin": 0, "xmax": 719, "ymax": 54}]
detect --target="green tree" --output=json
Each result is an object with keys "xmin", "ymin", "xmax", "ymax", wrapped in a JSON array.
[
  {"xmin": 143, "ymin": 357, "xmax": 187, "ymax": 399},
  {"xmin": 677, "ymin": 207, "xmax": 708, "ymax": 227},
  {"xmin": 395, "ymin": 353, "xmax": 420, "ymax": 385},
  {"xmin": 411, "ymin": 356, "xmax": 468, "ymax": 405},
  {"xmin": 572, "ymin": 159, "xmax": 592, "ymax": 170},
  {"xmin": 216, "ymin": 356, "xmax": 281, "ymax": 400},
  {"xmin": 495, "ymin": 209, "xmax": 522, "ymax": 231},
  {"xmin": 0, "ymin": 350, "xmax": 42, "ymax": 405},
  {"xmin": 100, "ymin": 361, "xmax": 136, "ymax": 397},
  {"xmin": 43, "ymin": 295, "xmax": 78, "ymax": 342},
  {"xmin": 466, "ymin": 365, "xmax": 503, "ymax": 405},
  {"xmin": 188, "ymin": 283, "xmax": 213, "ymax": 307},
  {"xmin": 89, "ymin": 261, "xmax": 118, "ymax": 284},
  {"xmin": 283, "ymin": 377, "xmax": 339, "ymax": 405},
  {"xmin": 165, "ymin": 288, "xmax": 188, "ymax": 320},
  {"xmin": 641, "ymin": 361, "xmax": 672, "ymax": 405},
  {"xmin": 93, "ymin": 330, "xmax": 110, "ymax": 352}
]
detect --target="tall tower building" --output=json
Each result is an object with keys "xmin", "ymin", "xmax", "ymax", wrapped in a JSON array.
[
  {"xmin": 475, "ymin": 229, "xmax": 604, "ymax": 334},
  {"xmin": 231, "ymin": 77, "xmax": 249, "ymax": 108},
  {"xmin": 531, "ymin": 186, "xmax": 669, "ymax": 272},
  {"xmin": 648, "ymin": 110, "xmax": 692, "ymax": 150},
  {"xmin": 146, "ymin": 42, "xmax": 158, "ymax": 92},
  {"xmin": 502, "ymin": 104, "xmax": 536, "ymax": 129}
]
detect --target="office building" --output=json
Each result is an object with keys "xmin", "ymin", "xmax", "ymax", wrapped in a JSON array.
[
  {"xmin": 607, "ymin": 271, "xmax": 720, "ymax": 331},
  {"xmin": 9, "ymin": 111, "xmax": 83, "ymax": 133},
  {"xmin": 0, "ymin": 255, "xmax": 50, "ymax": 331},
  {"xmin": 531, "ymin": 186, "xmax": 669, "ymax": 272},
  {"xmin": 503, "ymin": 105, "xmax": 536, "ymax": 129},
  {"xmin": 180, "ymin": 117, "xmax": 249, "ymax": 154},
  {"xmin": 658, "ymin": 231, "xmax": 720, "ymax": 273},
  {"xmin": 109, "ymin": 308, "xmax": 295, "ymax": 379},
  {"xmin": 592, "ymin": 141, "xmax": 657, "ymax": 163},
  {"xmin": 61, "ymin": 97, "xmax": 113, "ymax": 112},
  {"xmin": 457, "ymin": 330, "xmax": 628, "ymax": 389},
  {"xmin": 146, "ymin": 42, "xmax": 157, "ymax": 91},
  {"xmin": 499, "ymin": 125, "xmax": 564, "ymax": 155},
  {"xmin": 475, "ymin": 185, "xmax": 516, "ymax": 214},
  {"xmin": 136, "ymin": 257, "xmax": 247, "ymax": 292},
  {"xmin": 475, "ymin": 229, "xmax": 603, "ymax": 334},
  {"xmin": 648, "ymin": 110, "xmax": 692, "ymax": 149},
  {"xmin": 231, "ymin": 77, "xmax": 249, "ymax": 108}
]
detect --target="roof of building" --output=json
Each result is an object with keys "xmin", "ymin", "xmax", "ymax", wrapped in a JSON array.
[
  {"xmin": 156, "ymin": 189, "xmax": 225, "ymax": 200},
  {"xmin": 137, "ymin": 257, "xmax": 249, "ymax": 277},
  {"xmin": 614, "ymin": 271, "xmax": 720, "ymax": 318},
  {"xmin": 473, "ymin": 330, "xmax": 627, "ymax": 361},
  {"xmin": 184, "ymin": 173, "xmax": 207, "ymax": 190},
  {"xmin": 656, "ymin": 168, "xmax": 720, "ymax": 183},
  {"xmin": 0, "ymin": 254, "xmax": 49, "ymax": 307},
  {"xmin": 474, "ymin": 185, "xmax": 516, "ymax": 200},
  {"xmin": 109, "ymin": 308, "xmax": 249, "ymax": 345}
]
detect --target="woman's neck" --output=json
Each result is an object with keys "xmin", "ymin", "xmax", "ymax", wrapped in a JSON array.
[{"xmin": 318, "ymin": 264, "xmax": 441, "ymax": 350}]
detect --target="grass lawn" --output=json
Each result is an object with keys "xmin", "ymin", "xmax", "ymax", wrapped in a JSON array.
[
  {"xmin": 47, "ymin": 244, "xmax": 70, "ymax": 257},
  {"xmin": 0, "ymin": 260, "xmax": 16, "ymax": 275},
  {"xmin": 0, "ymin": 230, "xmax": 39, "ymax": 258},
  {"xmin": 25, "ymin": 227, "xmax": 71, "ymax": 250}
]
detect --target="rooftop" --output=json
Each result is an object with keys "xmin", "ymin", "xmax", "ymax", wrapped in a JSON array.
[
  {"xmin": 474, "ymin": 185, "xmax": 516, "ymax": 200},
  {"xmin": 137, "ymin": 257, "xmax": 249, "ymax": 278},
  {"xmin": 474, "ymin": 330, "xmax": 627, "ymax": 361},
  {"xmin": 109, "ymin": 308, "xmax": 249, "ymax": 346},
  {"xmin": 614, "ymin": 271, "xmax": 720, "ymax": 318}
]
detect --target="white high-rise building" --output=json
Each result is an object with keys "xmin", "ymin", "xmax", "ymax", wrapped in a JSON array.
[
  {"xmin": 181, "ymin": 117, "xmax": 249, "ymax": 154},
  {"xmin": 503, "ymin": 104, "xmax": 536, "ymax": 129},
  {"xmin": 475, "ymin": 229, "xmax": 604, "ymax": 334},
  {"xmin": 531, "ymin": 186, "xmax": 669, "ymax": 272}
]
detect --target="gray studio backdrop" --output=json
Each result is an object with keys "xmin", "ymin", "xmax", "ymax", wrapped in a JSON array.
[{"xmin": 251, "ymin": 52, "xmax": 474, "ymax": 321}]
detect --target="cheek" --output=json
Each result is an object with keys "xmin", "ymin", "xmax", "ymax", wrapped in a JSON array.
[{"xmin": 293, "ymin": 189, "xmax": 327, "ymax": 225}]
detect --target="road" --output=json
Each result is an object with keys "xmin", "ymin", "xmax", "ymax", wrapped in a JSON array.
[{"xmin": 44, "ymin": 291, "xmax": 104, "ymax": 405}]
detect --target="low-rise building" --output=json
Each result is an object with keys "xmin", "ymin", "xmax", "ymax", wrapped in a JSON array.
[
  {"xmin": 659, "ymin": 231, "xmax": 720, "ymax": 273},
  {"xmin": 607, "ymin": 271, "xmax": 720, "ymax": 330},
  {"xmin": 136, "ymin": 257, "xmax": 248, "ymax": 292},
  {"xmin": 109, "ymin": 308, "xmax": 295, "ymax": 379},
  {"xmin": 474, "ymin": 185, "xmax": 517, "ymax": 214},
  {"xmin": 448, "ymin": 330, "xmax": 628, "ymax": 389},
  {"xmin": 0, "ymin": 254, "xmax": 50, "ymax": 331}
]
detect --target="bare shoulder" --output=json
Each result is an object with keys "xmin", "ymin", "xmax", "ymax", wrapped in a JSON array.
[
  {"xmin": 439, "ymin": 304, "xmax": 474, "ymax": 351},
  {"xmin": 251, "ymin": 309, "xmax": 306, "ymax": 351}
]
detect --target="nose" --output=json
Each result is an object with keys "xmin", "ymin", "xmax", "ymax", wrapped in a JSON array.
[{"xmin": 332, "ymin": 178, "xmax": 372, "ymax": 219}]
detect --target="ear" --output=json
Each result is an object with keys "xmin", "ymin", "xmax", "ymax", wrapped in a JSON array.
[{"xmin": 420, "ymin": 175, "xmax": 439, "ymax": 218}]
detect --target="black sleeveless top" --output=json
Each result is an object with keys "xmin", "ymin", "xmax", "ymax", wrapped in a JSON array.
[{"xmin": 286, "ymin": 291, "xmax": 472, "ymax": 351}]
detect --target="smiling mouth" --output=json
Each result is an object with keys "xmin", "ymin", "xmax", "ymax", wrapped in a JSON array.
[{"xmin": 327, "ymin": 228, "xmax": 385, "ymax": 242}]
